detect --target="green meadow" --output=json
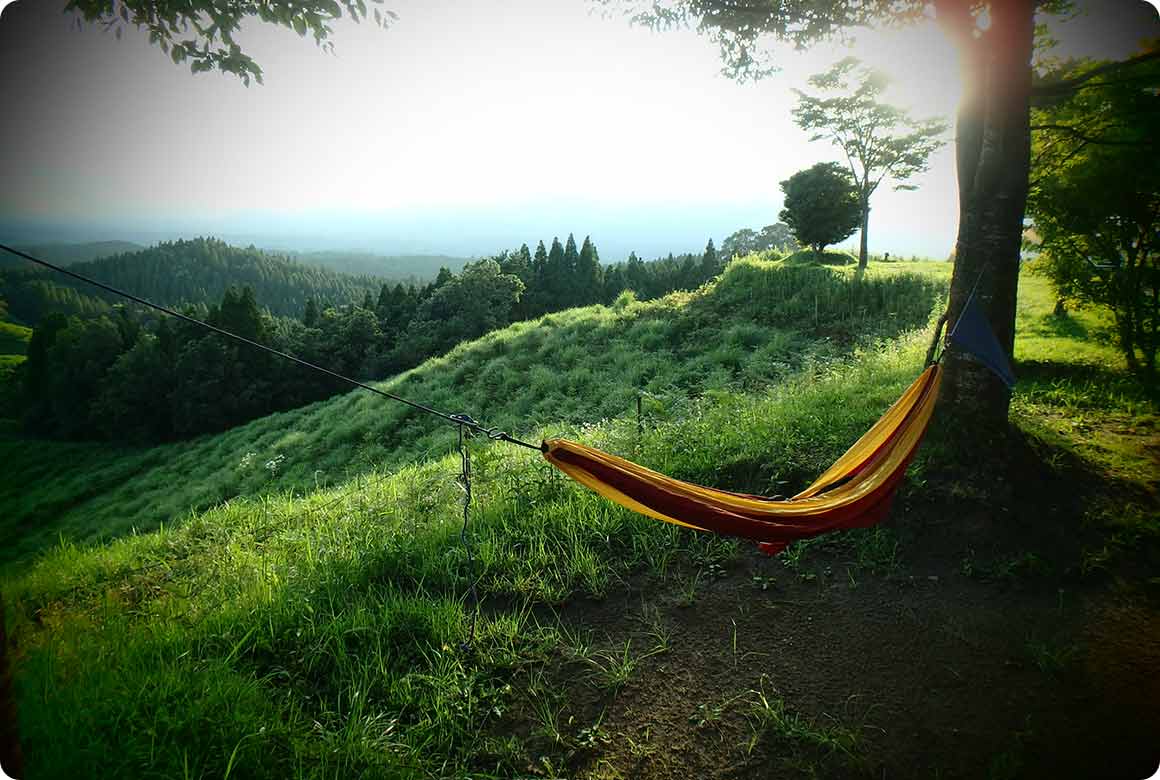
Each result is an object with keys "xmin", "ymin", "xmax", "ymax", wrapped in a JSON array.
[{"xmin": 3, "ymin": 259, "xmax": 1156, "ymax": 779}]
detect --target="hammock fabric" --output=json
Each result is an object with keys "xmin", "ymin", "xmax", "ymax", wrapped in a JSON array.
[{"xmin": 541, "ymin": 364, "xmax": 942, "ymax": 555}]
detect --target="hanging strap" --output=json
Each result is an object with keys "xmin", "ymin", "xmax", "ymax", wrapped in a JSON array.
[{"xmin": 454, "ymin": 415, "xmax": 479, "ymax": 648}]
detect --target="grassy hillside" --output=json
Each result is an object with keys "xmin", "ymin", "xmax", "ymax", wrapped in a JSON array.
[
  {"xmin": 0, "ymin": 321, "xmax": 31, "ymax": 356},
  {"xmin": 0, "ymin": 260, "xmax": 944, "ymax": 566},
  {"xmin": 4, "ymin": 259, "xmax": 1157, "ymax": 779}
]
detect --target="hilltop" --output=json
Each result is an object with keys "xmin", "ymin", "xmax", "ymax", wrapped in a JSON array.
[{"xmin": 0, "ymin": 238, "xmax": 385, "ymax": 323}]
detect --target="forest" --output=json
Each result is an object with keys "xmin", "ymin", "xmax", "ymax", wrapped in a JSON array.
[{"xmin": 2, "ymin": 232, "xmax": 746, "ymax": 442}]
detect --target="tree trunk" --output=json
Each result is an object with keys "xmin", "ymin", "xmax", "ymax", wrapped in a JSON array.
[
  {"xmin": 0, "ymin": 593, "xmax": 22, "ymax": 780},
  {"xmin": 858, "ymin": 193, "xmax": 871, "ymax": 271},
  {"xmin": 936, "ymin": 0, "xmax": 1036, "ymax": 431}
]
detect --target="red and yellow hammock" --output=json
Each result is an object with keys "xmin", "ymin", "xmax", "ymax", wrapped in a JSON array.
[{"xmin": 541, "ymin": 364, "xmax": 942, "ymax": 555}]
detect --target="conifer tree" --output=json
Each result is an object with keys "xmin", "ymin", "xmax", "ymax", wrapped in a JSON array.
[
  {"xmin": 700, "ymin": 239, "xmax": 720, "ymax": 281},
  {"xmin": 546, "ymin": 238, "xmax": 566, "ymax": 305},
  {"xmin": 374, "ymin": 284, "xmax": 391, "ymax": 318},
  {"xmin": 576, "ymin": 236, "xmax": 603, "ymax": 305},
  {"xmin": 563, "ymin": 234, "xmax": 580, "ymax": 306}
]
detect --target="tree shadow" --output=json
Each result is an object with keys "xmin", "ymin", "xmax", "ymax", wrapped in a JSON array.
[
  {"xmin": 1027, "ymin": 312, "xmax": 1091, "ymax": 340},
  {"xmin": 1015, "ymin": 359, "xmax": 1157, "ymax": 404}
]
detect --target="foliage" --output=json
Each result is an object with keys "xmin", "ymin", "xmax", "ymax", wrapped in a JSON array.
[
  {"xmin": 393, "ymin": 259, "xmax": 524, "ymax": 364},
  {"xmin": 792, "ymin": 56, "xmax": 947, "ymax": 268},
  {"xmin": 779, "ymin": 163, "xmax": 862, "ymax": 256},
  {"xmin": 604, "ymin": 0, "xmax": 929, "ymax": 81},
  {"xmin": 65, "ymin": 0, "xmax": 393, "ymax": 85},
  {"xmin": 721, "ymin": 223, "xmax": 798, "ymax": 259},
  {"xmin": 0, "ymin": 277, "xmax": 109, "ymax": 325},
  {"xmin": 1026, "ymin": 56, "xmax": 1160, "ymax": 384}
]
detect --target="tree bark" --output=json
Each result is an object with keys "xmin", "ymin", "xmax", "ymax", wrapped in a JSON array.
[
  {"xmin": 858, "ymin": 192, "xmax": 871, "ymax": 270},
  {"xmin": 936, "ymin": 0, "xmax": 1036, "ymax": 430}
]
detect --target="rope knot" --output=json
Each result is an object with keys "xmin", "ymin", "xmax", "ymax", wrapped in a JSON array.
[{"xmin": 450, "ymin": 413, "xmax": 478, "ymax": 428}]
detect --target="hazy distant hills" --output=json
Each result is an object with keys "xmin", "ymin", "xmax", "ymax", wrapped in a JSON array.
[
  {"xmin": 2, "ymin": 240, "xmax": 147, "ymax": 271},
  {"xmin": 282, "ymin": 250, "xmax": 472, "ymax": 282}
]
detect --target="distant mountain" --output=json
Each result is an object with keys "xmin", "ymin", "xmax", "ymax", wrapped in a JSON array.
[
  {"xmin": 283, "ymin": 250, "xmax": 472, "ymax": 282},
  {"xmin": 2, "ymin": 240, "xmax": 146, "ymax": 271},
  {"xmin": 0, "ymin": 237, "xmax": 386, "ymax": 324}
]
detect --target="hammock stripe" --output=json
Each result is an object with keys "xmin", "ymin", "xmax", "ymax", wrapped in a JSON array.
[{"xmin": 542, "ymin": 365, "xmax": 942, "ymax": 554}]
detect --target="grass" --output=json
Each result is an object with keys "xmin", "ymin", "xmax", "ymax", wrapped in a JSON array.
[
  {"xmin": 3, "ymin": 258, "xmax": 1155, "ymax": 779},
  {"xmin": 784, "ymin": 249, "xmax": 858, "ymax": 266},
  {"xmin": 1, "ymin": 259, "xmax": 945, "ymax": 567},
  {"xmin": 0, "ymin": 320, "xmax": 32, "ymax": 356},
  {"xmin": 744, "ymin": 677, "xmax": 864, "ymax": 770}
]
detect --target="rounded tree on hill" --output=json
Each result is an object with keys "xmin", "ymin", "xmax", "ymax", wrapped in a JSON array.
[{"xmin": 779, "ymin": 163, "xmax": 862, "ymax": 258}]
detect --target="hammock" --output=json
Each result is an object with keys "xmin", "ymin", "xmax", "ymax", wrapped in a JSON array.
[{"xmin": 541, "ymin": 364, "xmax": 942, "ymax": 555}]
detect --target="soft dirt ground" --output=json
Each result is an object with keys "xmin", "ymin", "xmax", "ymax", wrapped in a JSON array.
[{"xmin": 495, "ymin": 428, "xmax": 1160, "ymax": 780}]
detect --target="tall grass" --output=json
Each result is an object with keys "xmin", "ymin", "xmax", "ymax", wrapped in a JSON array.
[
  {"xmin": 6, "ymin": 260, "xmax": 1152, "ymax": 779},
  {"xmin": 5, "ymin": 329, "xmax": 939, "ymax": 779},
  {"xmin": 1, "ymin": 259, "xmax": 945, "ymax": 566}
]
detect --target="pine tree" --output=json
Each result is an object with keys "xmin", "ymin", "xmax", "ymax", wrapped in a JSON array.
[
  {"xmin": 527, "ymin": 240, "xmax": 550, "ymax": 317},
  {"xmin": 374, "ymin": 284, "xmax": 391, "ymax": 319},
  {"xmin": 700, "ymin": 238, "xmax": 720, "ymax": 282},
  {"xmin": 576, "ymin": 236, "xmax": 603, "ymax": 306},
  {"xmin": 546, "ymin": 238, "xmax": 566, "ymax": 306},
  {"xmin": 563, "ymin": 234, "xmax": 580, "ymax": 305}
]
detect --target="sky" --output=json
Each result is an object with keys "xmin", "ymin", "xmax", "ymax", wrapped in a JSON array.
[{"xmin": 0, "ymin": 0, "xmax": 1157, "ymax": 260}]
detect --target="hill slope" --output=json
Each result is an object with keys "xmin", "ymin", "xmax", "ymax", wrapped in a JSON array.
[
  {"xmin": 5, "ymin": 264, "xmax": 1157, "ymax": 780},
  {"xmin": 1, "ymin": 237, "xmax": 385, "ymax": 323},
  {"xmin": 0, "ymin": 260, "xmax": 945, "ymax": 565}
]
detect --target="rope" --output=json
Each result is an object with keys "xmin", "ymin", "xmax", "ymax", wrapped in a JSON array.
[
  {"xmin": 455, "ymin": 417, "xmax": 479, "ymax": 648},
  {"xmin": 947, "ymin": 263, "xmax": 988, "ymax": 342},
  {"xmin": 0, "ymin": 242, "xmax": 545, "ymax": 452}
]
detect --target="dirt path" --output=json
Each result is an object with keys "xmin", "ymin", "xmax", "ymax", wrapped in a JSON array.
[{"xmin": 508, "ymin": 552, "xmax": 1159, "ymax": 780}]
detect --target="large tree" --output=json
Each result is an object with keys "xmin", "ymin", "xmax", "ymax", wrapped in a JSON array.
[
  {"xmin": 779, "ymin": 163, "xmax": 862, "ymax": 257},
  {"xmin": 793, "ymin": 57, "xmax": 947, "ymax": 270},
  {"xmin": 606, "ymin": 0, "xmax": 1159, "ymax": 429},
  {"xmin": 1026, "ymin": 56, "xmax": 1160, "ymax": 383}
]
